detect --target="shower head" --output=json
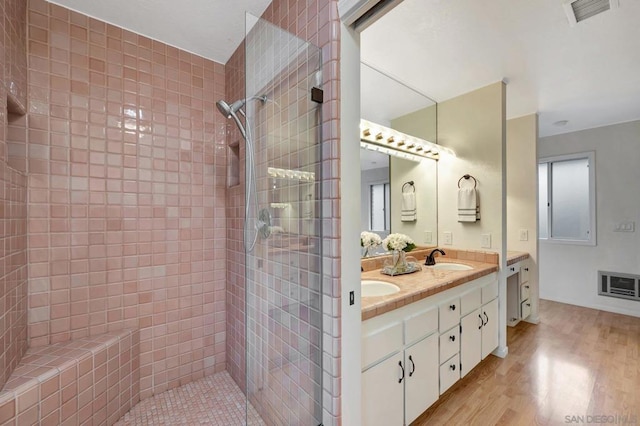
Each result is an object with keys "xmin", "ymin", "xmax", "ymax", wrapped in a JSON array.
[
  {"xmin": 216, "ymin": 96, "xmax": 268, "ymax": 118},
  {"xmin": 216, "ymin": 99, "xmax": 245, "ymax": 118}
]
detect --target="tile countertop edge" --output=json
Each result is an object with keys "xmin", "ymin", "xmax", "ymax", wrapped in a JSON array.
[
  {"xmin": 361, "ymin": 260, "xmax": 499, "ymax": 321},
  {"xmin": 506, "ymin": 251, "xmax": 530, "ymax": 266}
]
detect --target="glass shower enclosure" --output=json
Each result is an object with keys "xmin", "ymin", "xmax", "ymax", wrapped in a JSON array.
[{"xmin": 243, "ymin": 14, "xmax": 323, "ymax": 425}]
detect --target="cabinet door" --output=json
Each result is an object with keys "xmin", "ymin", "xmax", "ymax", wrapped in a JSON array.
[
  {"xmin": 405, "ymin": 334, "xmax": 438, "ymax": 424},
  {"xmin": 362, "ymin": 354, "xmax": 404, "ymax": 426},
  {"xmin": 481, "ymin": 298, "xmax": 499, "ymax": 359},
  {"xmin": 460, "ymin": 309, "xmax": 482, "ymax": 377}
]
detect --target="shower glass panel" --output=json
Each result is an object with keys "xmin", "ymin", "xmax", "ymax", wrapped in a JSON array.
[{"xmin": 244, "ymin": 13, "xmax": 323, "ymax": 425}]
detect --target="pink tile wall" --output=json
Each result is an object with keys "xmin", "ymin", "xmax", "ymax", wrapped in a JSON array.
[
  {"xmin": 0, "ymin": 0, "xmax": 29, "ymax": 390},
  {"xmin": 25, "ymin": 0, "xmax": 228, "ymax": 398},
  {"xmin": 0, "ymin": 329, "xmax": 139, "ymax": 425},
  {"xmin": 225, "ymin": 1, "xmax": 342, "ymax": 424}
]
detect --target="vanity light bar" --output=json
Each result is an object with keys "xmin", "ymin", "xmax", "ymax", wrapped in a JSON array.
[
  {"xmin": 360, "ymin": 119, "xmax": 454, "ymax": 161},
  {"xmin": 360, "ymin": 141, "xmax": 426, "ymax": 163},
  {"xmin": 267, "ymin": 167, "xmax": 315, "ymax": 181},
  {"xmin": 269, "ymin": 202, "xmax": 290, "ymax": 209}
]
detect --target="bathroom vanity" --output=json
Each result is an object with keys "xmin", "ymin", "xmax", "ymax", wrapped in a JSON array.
[{"xmin": 360, "ymin": 256, "xmax": 499, "ymax": 425}]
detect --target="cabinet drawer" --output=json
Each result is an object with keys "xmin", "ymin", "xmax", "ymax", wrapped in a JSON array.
[
  {"xmin": 460, "ymin": 288, "xmax": 481, "ymax": 315},
  {"xmin": 520, "ymin": 262, "xmax": 530, "ymax": 284},
  {"xmin": 439, "ymin": 298, "xmax": 460, "ymax": 333},
  {"xmin": 439, "ymin": 327, "xmax": 459, "ymax": 362},
  {"xmin": 520, "ymin": 283, "xmax": 530, "ymax": 302},
  {"xmin": 521, "ymin": 300, "xmax": 532, "ymax": 320},
  {"xmin": 404, "ymin": 308, "xmax": 438, "ymax": 345},
  {"xmin": 439, "ymin": 353, "xmax": 460, "ymax": 395},
  {"xmin": 362, "ymin": 322, "xmax": 403, "ymax": 370},
  {"xmin": 481, "ymin": 281, "xmax": 498, "ymax": 304}
]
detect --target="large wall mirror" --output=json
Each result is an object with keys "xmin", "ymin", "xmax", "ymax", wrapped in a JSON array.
[{"xmin": 360, "ymin": 62, "xmax": 438, "ymax": 253}]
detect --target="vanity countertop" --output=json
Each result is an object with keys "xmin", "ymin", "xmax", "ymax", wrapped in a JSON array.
[
  {"xmin": 506, "ymin": 251, "xmax": 530, "ymax": 266},
  {"xmin": 361, "ymin": 259, "xmax": 498, "ymax": 321}
]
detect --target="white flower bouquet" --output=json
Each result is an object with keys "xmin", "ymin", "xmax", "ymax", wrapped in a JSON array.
[
  {"xmin": 382, "ymin": 233, "xmax": 416, "ymax": 253},
  {"xmin": 361, "ymin": 231, "xmax": 382, "ymax": 257},
  {"xmin": 361, "ymin": 231, "xmax": 383, "ymax": 249}
]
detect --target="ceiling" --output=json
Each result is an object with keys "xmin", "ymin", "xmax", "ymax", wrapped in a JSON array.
[
  {"xmin": 361, "ymin": 62, "xmax": 435, "ymax": 125},
  {"xmin": 47, "ymin": 0, "xmax": 272, "ymax": 64},
  {"xmin": 361, "ymin": 0, "xmax": 640, "ymax": 137},
  {"xmin": 47, "ymin": 0, "xmax": 640, "ymax": 137}
]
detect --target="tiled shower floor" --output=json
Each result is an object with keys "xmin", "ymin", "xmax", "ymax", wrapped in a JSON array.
[{"xmin": 116, "ymin": 371, "xmax": 264, "ymax": 425}]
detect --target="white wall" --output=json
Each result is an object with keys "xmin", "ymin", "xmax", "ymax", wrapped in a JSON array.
[
  {"xmin": 389, "ymin": 158, "xmax": 437, "ymax": 245},
  {"xmin": 506, "ymin": 114, "xmax": 539, "ymax": 321},
  {"xmin": 437, "ymin": 82, "xmax": 505, "ymax": 253},
  {"xmin": 437, "ymin": 82, "xmax": 507, "ymax": 355},
  {"xmin": 538, "ymin": 120, "xmax": 640, "ymax": 317},
  {"xmin": 390, "ymin": 106, "xmax": 438, "ymax": 245}
]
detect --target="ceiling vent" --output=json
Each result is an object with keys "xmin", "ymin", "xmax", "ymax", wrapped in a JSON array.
[{"xmin": 563, "ymin": 0, "xmax": 619, "ymax": 26}]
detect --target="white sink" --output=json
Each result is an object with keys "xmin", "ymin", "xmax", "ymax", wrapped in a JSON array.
[
  {"xmin": 430, "ymin": 263, "xmax": 473, "ymax": 271},
  {"xmin": 361, "ymin": 280, "xmax": 401, "ymax": 297}
]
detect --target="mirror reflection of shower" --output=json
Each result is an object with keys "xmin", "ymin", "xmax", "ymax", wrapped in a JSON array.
[{"xmin": 216, "ymin": 95, "xmax": 268, "ymax": 252}]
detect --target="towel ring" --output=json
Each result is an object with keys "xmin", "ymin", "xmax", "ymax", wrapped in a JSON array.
[
  {"xmin": 402, "ymin": 181, "xmax": 415, "ymax": 193},
  {"xmin": 457, "ymin": 174, "xmax": 477, "ymax": 189}
]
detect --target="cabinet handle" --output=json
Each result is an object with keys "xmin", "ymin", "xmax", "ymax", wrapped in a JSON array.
[
  {"xmin": 525, "ymin": 285, "xmax": 530, "ymax": 289},
  {"xmin": 449, "ymin": 335, "xmax": 456, "ymax": 342},
  {"xmin": 510, "ymin": 267, "xmax": 515, "ymax": 272},
  {"xmin": 449, "ymin": 364, "xmax": 456, "ymax": 371},
  {"xmin": 449, "ymin": 304, "xmax": 456, "ymax": 311},
  {"xmin": 408, "ymin": 355, "xmax": 415, "ymax": 377},
  {"xmin": 524, "ymin": 267, "xmax": 529, "ymax": 271},
  {"xmin": 526, "ymin": 303, "xmax": 531, "ymax": 307},
  {"xmin": 478, "ymin": 314, "xmax": 483, "ymax": 329},
  {"xmin": 484, "ymin": 311, "xmax": 489, "ymax": 325},
  {"xmin": 398, "ymin": 361, "xmax": 405, "ymax": 383}
]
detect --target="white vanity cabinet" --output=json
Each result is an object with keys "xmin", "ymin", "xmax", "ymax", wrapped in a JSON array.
[
  {"xmin": 506, "ymin": 258, "xmax": 532, "ymax": 326},
  {"xmin": 361, "ymin": 308, "xmax": 439, "ymax": 426},
  {"xmin": 362, "ymin": 273, "xmax": 498, "ymax": 425},
  {"xmin": 459, "ymin": 281, "xmax": 499, "ymax": 377}
]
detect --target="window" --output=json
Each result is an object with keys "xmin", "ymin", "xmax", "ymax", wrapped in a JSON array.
[
  {"xmin": 370, "ymin": 183, "xmax": 390, "ymax": 232},
  {"xmin": 538, "ymin": 152, "xmax": 596, "ymax": 245}
]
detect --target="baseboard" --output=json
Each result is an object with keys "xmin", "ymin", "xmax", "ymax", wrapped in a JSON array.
[
  {"xmin": 540, "ymin": 296, "xmax": 640, "ymax": 318},
  {"xmin": 524, "ymin": 315, "xmax": 540, "ymax": 324}
]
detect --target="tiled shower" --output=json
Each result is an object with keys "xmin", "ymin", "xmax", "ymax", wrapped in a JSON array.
[{"xmin": 0, "ymin": 0, "xmax": 342, "ymax": 424}]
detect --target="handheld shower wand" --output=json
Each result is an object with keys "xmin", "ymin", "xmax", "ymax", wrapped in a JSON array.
[{"xmin": 216, "ymin": 96, "xmax": 268, "ymax": 252}]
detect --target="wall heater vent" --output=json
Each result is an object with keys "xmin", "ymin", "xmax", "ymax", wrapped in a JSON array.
[
  {"xmin": 563, "ymin": 0, "xmax": 619, "ymax": 26},
  {"xmin": 598, "ymin": 271, "xmax": 640, "ymax": 301}
]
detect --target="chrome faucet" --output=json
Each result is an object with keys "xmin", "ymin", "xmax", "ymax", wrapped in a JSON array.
[{"xmin": 425, "ymin": 248, "xmax": 445, "ymax": 266}]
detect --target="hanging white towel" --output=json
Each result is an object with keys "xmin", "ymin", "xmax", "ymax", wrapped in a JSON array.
[
  {"xmin": 401, "ymin": 192, "xmax": 417, "ymax": 222},
  {"xmin": 458, "ymin": 187, "xmax": 478, "ymax": 222}
]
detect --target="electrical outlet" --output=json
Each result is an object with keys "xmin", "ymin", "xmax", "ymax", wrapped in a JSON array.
[
  {"xmin": 443, "ymin": 231, "xmax": 452, "ymax": 245},
  {"xmin": 424, "ymin": 231, "xmax": 433, "ymax": 244},
  {"xmin": 519, "ymin": 229, "xmax": 528, "ymax": 241},
  {"xmin": 613, "ymin": 221, "xmax": 635, "ymax": 232},
  {"xmin": 481, "ymin": 233, "xmax": 491, "ymax": 248}
]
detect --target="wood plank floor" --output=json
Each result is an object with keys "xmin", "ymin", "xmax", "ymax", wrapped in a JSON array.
[{"xmin": 413, "ymin": 299, "xmax": 640, "ymax": 425}]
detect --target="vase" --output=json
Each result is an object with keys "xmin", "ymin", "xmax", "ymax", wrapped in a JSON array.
[
  {"xmin": 381, "ymin": 249, "xmax": 408, "ymax": 275},
  {"xmin": 362, "ymin": 247, "xmax": 371, "ymax": 258},
  {"xmin": 392, "ymin": 250, "xmax": 408, "ymax": 273}
]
